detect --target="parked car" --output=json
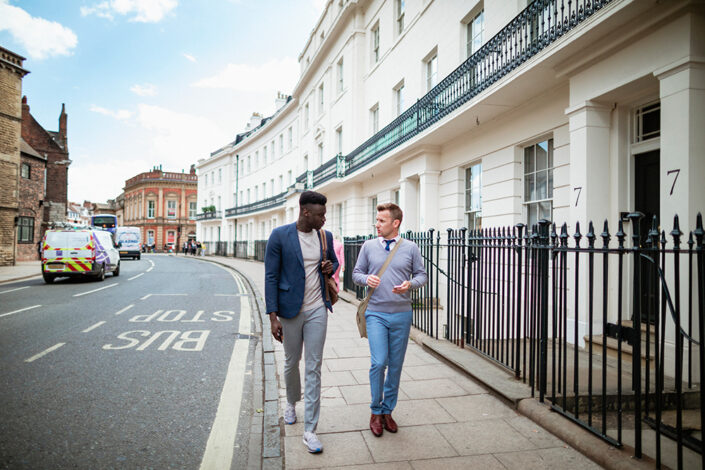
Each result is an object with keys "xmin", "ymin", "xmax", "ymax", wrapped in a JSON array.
[{"xmin": 41, "ymin": 229, "xmax": 120, "ymax": 283}]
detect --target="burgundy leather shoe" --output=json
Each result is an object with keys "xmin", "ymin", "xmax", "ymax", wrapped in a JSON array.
[
  {"xmin": 382, "ymin": 414, "xmax": 398, "ymax": 433},
  {"xmin": 370, "ymin": 414, "xmax": 384, "ymax": 437}
]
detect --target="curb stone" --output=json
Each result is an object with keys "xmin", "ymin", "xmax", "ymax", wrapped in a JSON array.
[{"xmin": 194, "ymin": 257, "xmax": 283, "ymax": 469}]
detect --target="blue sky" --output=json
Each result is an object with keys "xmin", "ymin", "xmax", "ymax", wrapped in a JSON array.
[{"xmin": 0, "ymin": 0, "xmax": 324, "ymax": 203}]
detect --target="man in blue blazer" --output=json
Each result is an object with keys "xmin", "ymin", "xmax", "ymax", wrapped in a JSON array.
[{"xmin": 264, "ymin": 190, "xmax": 338, "ymax": 454}]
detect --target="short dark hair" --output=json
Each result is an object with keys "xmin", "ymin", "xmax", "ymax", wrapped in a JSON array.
[
  {"xmin": 299, "ymin": 190, "xmax": 327, "ymax": 207},
  {"xmin": 377, "ymin": 202, "xmax": 403, "ymax": 223}
]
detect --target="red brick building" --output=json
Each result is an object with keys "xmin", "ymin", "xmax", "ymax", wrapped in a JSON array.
[
  {"xmin": 16, "ymin": 139, "xmax": 47, "ymax": 260},
  {"xmin": 20, "ymin": 97, "xmax": 70, "ymax": 228},
  {"xmin": 122, "ymin": 168, "xmax": 197, "ymax": 251}
]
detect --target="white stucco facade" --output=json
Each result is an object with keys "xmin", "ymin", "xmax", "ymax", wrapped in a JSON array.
[{"xmin": 196, "ymin": 0, "xmax": 704, "ymax": 360}]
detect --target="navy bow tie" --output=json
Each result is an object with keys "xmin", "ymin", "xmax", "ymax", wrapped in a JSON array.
[{"xmin": 384, "ymin": 239, "xmax": 394, "ymax": 251}]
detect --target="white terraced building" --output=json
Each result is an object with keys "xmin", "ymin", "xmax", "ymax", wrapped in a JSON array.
[
  {"xmin": 197, "ymin": 2, "xmax": 705, "ymax": 461},
  {"xmin": 197, "ymin": 0, "xmax": 703, "ymax": 249}
]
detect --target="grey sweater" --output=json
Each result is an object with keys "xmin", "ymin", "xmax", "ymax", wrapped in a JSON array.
[{"xmin": 352, "ymin": 238, "xmax": 428, "ymax": 313}]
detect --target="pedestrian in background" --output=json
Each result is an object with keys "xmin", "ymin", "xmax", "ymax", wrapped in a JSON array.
[
  {"xmin": 182, "ymin": 241, "xmax": 188, "ymax": 256},
  {"xmin": 352, "ymin": 202, "xmax": 427, "ymax": 437},
  {"xmin": 333, "ymin": 234, "xmax": 344, "ymax": 291},
  {"xmin": 264, "ymin": 190, "xmax": 338, "ymax": 454}
]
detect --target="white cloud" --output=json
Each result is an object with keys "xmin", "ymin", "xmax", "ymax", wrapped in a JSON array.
[
  {"xmin": 183, "ymin": 53, "xmax": 196, "ymax": 63},
  {"xmin": 0, "ymin": 0, "xmax": 77, "ymax": 60},
  {"xmin": 81, "ymin": 0, "xmax": 177, "ymax": 23},
  {"xmin": 130, "ymin": 83, "xmax": 157, "ymax": 96},
  {"xmin": 90, "ymin": 105, "xmax": 133, "ymax": 120},
  {"xmin": 136, "ymin": 104, "xmax": 229, "ymax": 165},
  {"xmin": 192, "ymin": 57, "xmax": 299, "ymax": 94}
]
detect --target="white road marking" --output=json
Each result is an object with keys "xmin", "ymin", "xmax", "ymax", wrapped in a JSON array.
[
  {"xmin": 82, "ymin": 321, "xmax": 106, "ymax": 333},
  {"xmin": 128, "ymin": 273, "xmax": 144, "ymax": 281},
  {"xmin": 115, "ymin": 304, "xmax": 134, "ymax": 315},
  {"xmin": 214, "ymin": 294, "xmax": 240, "ymax": 297},
  {"xmin": 73, "ymin": 283, "xmax": 118, "ymax": 297},
  {"xmin": 0, "ymin": 304, "xmax": 41, "ymax": 318},
  {"xmin": 25, "ymin": 343, "xmax": 65, "ymax": 363},
  {"xmin": 141, "ymin": 293, "xmax": 187, "ymax": 300},
  {"xmin": 148, "ymin": 260, "xmax": 155, "ymax": 267},
  {"xmin": 146, "ymin": 266, "xmax": 154, "ymax": 272},
  {"xmin": 199, "ymin": 296, "xmax": 251, "ymax": 470},
  {"xmin": 0, "ymin": 286, "xmax": 30, "ymax": 294}
]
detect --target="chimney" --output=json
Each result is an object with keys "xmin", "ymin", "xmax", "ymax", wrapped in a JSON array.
[
  {"xmin": 58, "ymin": 103, "xmax": 68, "ymax": 150},
  {"xmin": 246, "ymin": 112, "xmax": 263, "ymax": 131},
  {"xmin": 275, "ymin": 91, "xmax": 289, "ymax": 110}
]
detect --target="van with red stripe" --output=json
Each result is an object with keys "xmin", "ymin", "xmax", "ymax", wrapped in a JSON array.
[{"xmin": 41, "ymin": 229, "xmax": 120, "ymax": 283}]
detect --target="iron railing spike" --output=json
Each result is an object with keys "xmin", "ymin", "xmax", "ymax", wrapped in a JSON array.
[{"xmin": 671, "ymin": 214, "xmax": 683, "ymax": 246}]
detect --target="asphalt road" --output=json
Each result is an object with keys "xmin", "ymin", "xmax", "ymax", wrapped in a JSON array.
[{"xmin": 0, "ymin": 254, "xmax": 257, "ymax": 469}]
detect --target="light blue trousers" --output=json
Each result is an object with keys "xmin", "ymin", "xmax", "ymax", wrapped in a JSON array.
[
  {"xmin": 366, "ymin": 309, "xmax": 413, "ymax": 415},
  {"xmin": 280, "ymin": 305, "xmax": 328, "ymax": 432}
]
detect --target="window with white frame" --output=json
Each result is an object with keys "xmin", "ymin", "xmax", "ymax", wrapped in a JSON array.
[
  {"xmin": 371, "ymin": 196, "xmax": 378, "ymax": 229},
  {"xmin": 147, "ymin": 230, "xmax": 155, "ymax": 245},
  {"xmin": 426, "ymin": 54, "xmax": 438, "ymax": 91},
  {"xmin": 287, "ymin": 170, "xmax": 293, "ymax": 186},
  {"xmin": 371, "ymin": 23, "xmax": 380, "ymax": 64},
  {"xmin": 255, "ymin": 185, "xmax": 259, "ymax": 201},
  {"xmin": 278, "ymin": 175, "xmax": 283, "ymax": 193},
  {"xmin": 262, "ymin": 183, "xmax": 266, "ymax": 200},
  {"xmin": 396, "ymin": 0, "xmax": 405, "ymax": 34},
  {"xmin": 247, "ymin": 155, "xmax": 251, "ymax": 173},
  {"xmin": 255, "ymin": 151, "xmax": 259, "ymax": 169},
  {"xmin": 189, "ymin": 201, "xmax": 197, "ymax": 219},
  {"xmin": 335, "ymin": 127, "xmax": 343, "ymax": 155},
  {"xmin": 279, "ymin": 135, "xmax": 284, "ymax": 154},
  {"xmin": 288, "ymin": 127, "xmax": 293, "ymax": 149},
  {"xmin": 337, "ymin": 58, "xmax": 344, "ymax": 94},
  {"xmin": 524, "ymin": 139, "xmax": 554, "ymax": 229},
  {"xmin": 167, "ymin": 200, "xmax": 177, "ymax": 218},
  {"xmin": 467, "ymin": 9, "xmax": 484, "ymax": 57},
  {"xmin": 634, "ymin": 101, "xmax": 660, "ymax": 143},
  {"xmin": 247, "ymin": 188, "xmax": 251, "ymax": 204},
  {"xmin": 304, "ymin": 103, "xmax": 310, "ymax": 130},
  {"xmin": 318, "ymin": 83, "xmax": 324, "ymax": 115},
  {"xmin": 271, "ymin": 141, "xmax": 275, "ymax": 160},
  {"xmin": 148, "ymin": 200, "xmax": 155, "ymax": 218},
  {"xmin": 465, "ymin": 163, "xmax": 482, "ymax": 230},
  {"xmin": 270, "ymin": 178, "xmax": 274, "ymax": 197},
  {"xmin": 218, "ymin": 168, "xmax": 222, "ymax": 183},
  {"xmin": 21, "ymin": 163, "xmax": 30, "ymax": 179},
  {"xmin": 394, "ymin": 81, "xmax": 405, "ymax": 116},
  {"xmin": 263, "ymin": 146, "xmax": 268, "ymax": 164},
  {"xmin": 318, "ymin": 143, "xmax": 324, "ymax": 166},
  {"xmin": 370, "ymin": 104, "xmax": 379, "ymax": 134},
  {"xmin": 217, "ymin": 196, "xmax": 221, "ymax": 211}
]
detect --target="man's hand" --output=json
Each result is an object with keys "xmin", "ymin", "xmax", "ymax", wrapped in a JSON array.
[
  {"xmin": 392, "ymin": 280, "xmax": 411, "ymax": 295},
  {"xmin": 269, "ymin": 312, "xmax": 283, "ymax": 343},
  {"xmin": 321, "ymin": 260, "xmax": 333, "ymax": 275},
  {"xmin": 367, "ymin": 274, "xmax": 381, "ymax": 288}
]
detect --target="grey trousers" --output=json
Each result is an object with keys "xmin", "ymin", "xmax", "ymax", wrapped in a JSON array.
[{"xmin": 280, "ymin": 304, "xmax": 328, "ymax": 432}]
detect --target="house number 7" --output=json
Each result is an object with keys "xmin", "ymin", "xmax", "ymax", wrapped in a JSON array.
[
  {"xmin": 667, "ymin": 169, "xmax": 680, "ymax": 196},
  {"xmin": 574, "ymin": 187, "xmax": 582, "ymax": 207}
]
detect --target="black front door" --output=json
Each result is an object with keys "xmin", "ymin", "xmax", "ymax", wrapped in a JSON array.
[{"xmin": 634, "ymin": 150, "xmax": 660, "ymax": 323}]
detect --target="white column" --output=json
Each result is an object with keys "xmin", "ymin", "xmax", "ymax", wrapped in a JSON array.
[
  {"xmin": 566, "ymin": 100, "xmax": 612, "ymax": 343},
  {"xmin": 398, "ymin": 177, "xmax": 419, "ymax": 232},
  {"xmin": 419, "ymin": 170, "xmax": 440, "ymax": 231},
  {"xmin": 566, "ymin": 100, "xmax": 612, "ymax": 227},
  {"xmin": 657, "ymin": 60, "xmax": 705, "ymax": 237}
]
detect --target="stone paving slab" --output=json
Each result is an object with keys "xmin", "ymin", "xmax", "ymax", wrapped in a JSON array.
[
  {"xmin": 284, "ymin": 432, "xmax": 373, "ymax": 469},
  {"xmin": 398, "ymin": 378, "xmax": 467, "ymax": 399},
  {"xmin": 409, "ymin": 454, "xmax": 507, "ymax": 470},
  {"xmin": 361, "ymin": 425, "xmax": 458, "ymax": 462}
]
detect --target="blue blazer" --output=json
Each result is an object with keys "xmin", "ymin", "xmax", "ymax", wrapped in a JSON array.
[{"xmin": 264, "ymin": 222, "xmax": 339, "ymax": 318}]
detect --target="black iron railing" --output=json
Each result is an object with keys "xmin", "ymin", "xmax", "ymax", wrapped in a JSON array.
[
  {"xmin": 195, "ymin": 210, "xmax": 221, "ymax": 221},
  {"xmin": 225, "ymin": 192, "xmax": 287, "ymax": 217},
  {"xmin": 346, "ymin": 213, "xmax": 702, "ymax": 468},
  {"xmin": 333, "ymin": 0, "xmax": 612, "ymax": 178},
  {"xmin": 215, "ymin": 241, "xmax": 228, "ymax": 256},
  {"xmin": 233, "ymin": 241, "xmax": 248, "ymax": 259},
  {"xmin": 254, "ymin": 240, "xmax": 267, "ymax": 262}
]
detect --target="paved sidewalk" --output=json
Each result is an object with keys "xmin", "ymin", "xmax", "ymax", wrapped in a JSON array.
[
  {"xmin": 202, "ymin": 256, "xmax": 602, "ymax": 470},
  {"xmin": 0, "ymin": 261, "xmax": 41, "ymax": 284}
]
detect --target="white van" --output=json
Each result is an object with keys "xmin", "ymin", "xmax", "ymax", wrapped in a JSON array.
[
  {"xmin": 41, "ymin": 229, "xmax": 120, "ymax": 283},
  {"xmin": 115, "ymin": 226, "xmax": 142, "ymax": 260}
]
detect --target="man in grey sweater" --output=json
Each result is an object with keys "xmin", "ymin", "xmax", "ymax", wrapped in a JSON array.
[{"xmin": 352, "ymin": 203, "xmax": 428, "ymax": 437}]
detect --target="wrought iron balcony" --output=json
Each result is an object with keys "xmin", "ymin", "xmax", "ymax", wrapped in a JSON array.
[
  {"xmin": 318, "ymin": 0, "xmax": 612, "ymax": 181},
  {"xmin": 194, "ymin": 210, "xmax": 222, "ymax": 221},
  {"xmin": 225, "ymin": 192, "xmax": 287, "ymax": 217}
]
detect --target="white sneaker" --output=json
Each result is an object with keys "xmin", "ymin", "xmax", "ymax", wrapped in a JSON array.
[
  {"xmin": 284, "ymin": 402, "xmax": 296, "ymax": 425},
  {"xmin": 303, "ymin": 431, "xmax": 323, "ymax": 453}
]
